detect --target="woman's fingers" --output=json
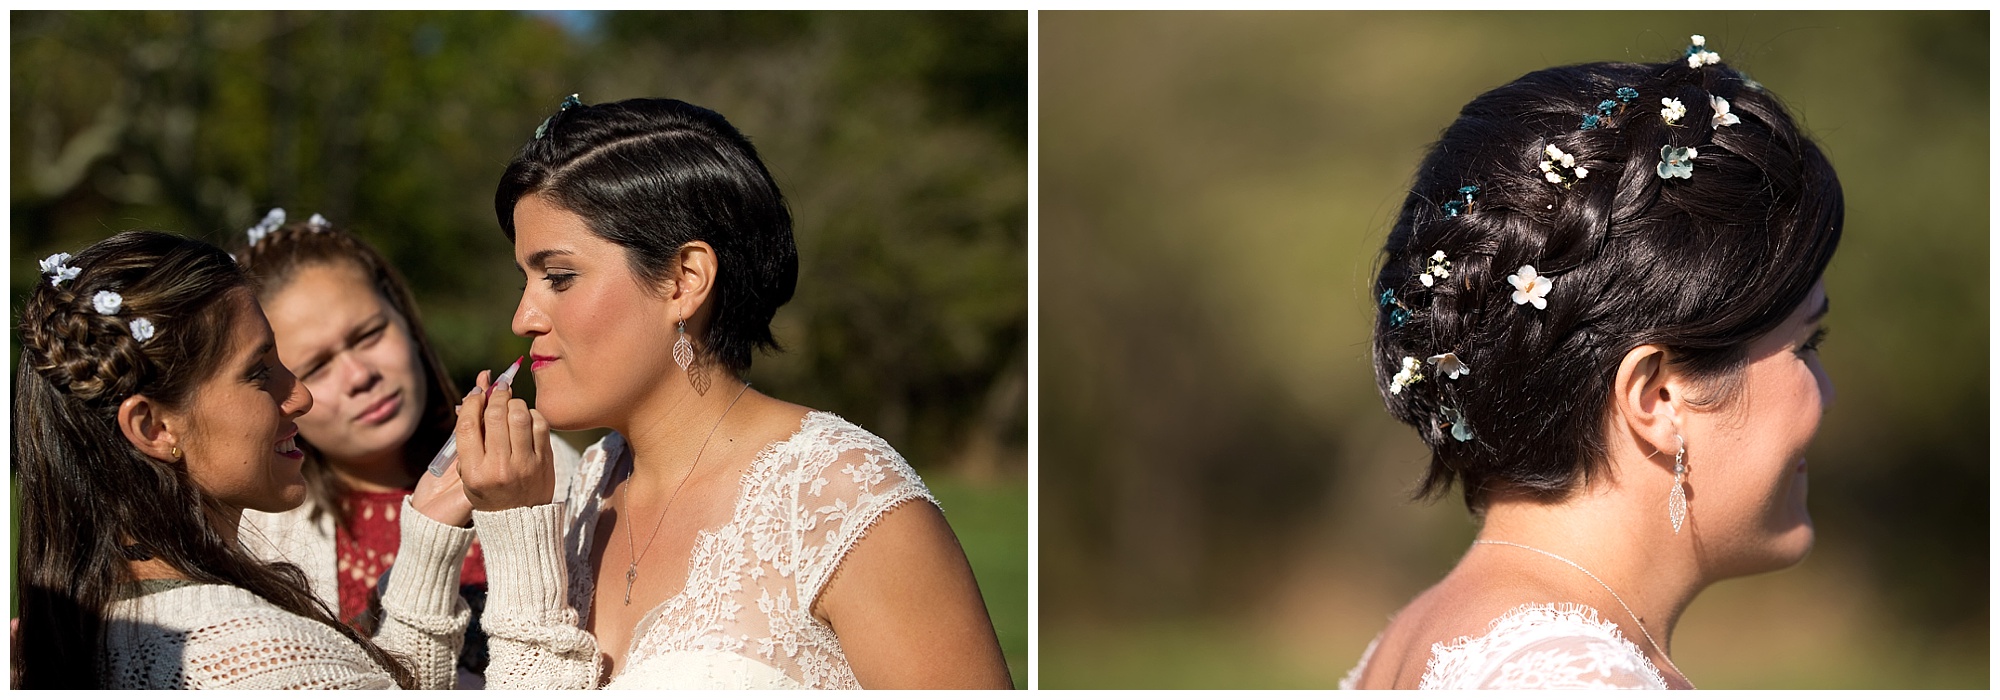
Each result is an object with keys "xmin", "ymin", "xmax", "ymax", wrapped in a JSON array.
[
  {"xmin": 530, "ymin": 408, "xmax": 551, "ymax": 463},
  {"xmin": 453, "ymin": 371, "xmax": 491, "ymax": 482},
  {"xmin": 506, "ymin": 397, "xmax": 535, "ymax": 467}
]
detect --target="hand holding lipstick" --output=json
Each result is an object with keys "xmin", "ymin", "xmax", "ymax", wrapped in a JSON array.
[{"xmin": 455, "ymin": 360, "xmax": 557, "ymax": 512}]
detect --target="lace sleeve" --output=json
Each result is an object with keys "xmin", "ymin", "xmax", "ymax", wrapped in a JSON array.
[
  {"xmin": 791, "ymin": 422, "xmax": 939, "ymax": 611},
  {"xmin": 1477, "ymin": 634, "xmax": 1667, "ymax": 689},
  {"xmin": 1423, "ymin": 603, "xmax": 1668, "ymax": 690}
]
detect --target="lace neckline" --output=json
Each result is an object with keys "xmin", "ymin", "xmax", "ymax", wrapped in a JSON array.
[
  {"xmin": 588, "ymin": 410, "xmax": 831, "ymax": 671},
  {"xmin": 1419, "ymin": 601, "xmax": 1668, "ymax": 689}
]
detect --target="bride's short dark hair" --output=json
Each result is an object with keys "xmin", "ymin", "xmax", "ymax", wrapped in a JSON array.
[
  {"xmin": 496, "ymin": 97, "xmax": 798, "ymax": 373},
  {"xmin": 1372, "ymin": 56, "xmax": 1842, "ymax": 511}
]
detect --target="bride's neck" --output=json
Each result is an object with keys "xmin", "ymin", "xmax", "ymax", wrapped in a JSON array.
[
  {"xmin": 1472, "ymin": 476, "xmax": 1707, "ymax": 649},
  {"xmin": 616, "ymin": 370, "xmax": 748, "ymax": 495}
]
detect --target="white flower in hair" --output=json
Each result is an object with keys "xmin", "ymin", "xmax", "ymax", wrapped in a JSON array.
[
  {"xmin": 1686, "ymin": 35, "xmax": 1722, "ymax": 68},
  {"xmin": 1390, "ymin": 356, "xmax": 1424, "ymax": 395},
  {"xmin": 1428, "ymin": 352, "xmax": 1470, "ymax": 380},
  {"xmin": 1710, "ymin": 94, "xmax": 1740, "ymax": 128},
  {"xmin": 1420, "ymin": 250, "xmax": 1452, "ymax": 287},
  {"xmin": 1507, "ymin": 265, "xmax": 1554, "ymax": 310},
  {"xmin": 246, "ymin": 207, "xmax": 286, "ymax": 247},
  {"xmin": 308, "ymin": 213, "xmax": 330, "ymax": 230},
  {"xmin": 40, "ymin": 252, "xmax": 82, "ymax": 286},
  {"xmin": 1660, "ymin": 98, "xmax": 1687, "ymax": 125},
  {"xmin": 1538, "ymin": 144, "xmax": 1586, "ymax": 185},
  {"xmin": 129, "ymin": 318, "xmax": 156, "ymax": 343},
  {"xmin": 92, "ymin": 290, "xmax": 123, "ymax": 315}
]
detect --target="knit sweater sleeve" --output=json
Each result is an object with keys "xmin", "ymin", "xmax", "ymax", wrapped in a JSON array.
[
  {"xmin": 368, "ymin": 498, "xmax": 478, "ymax": 688},
  {"xmin": 471, "ymin": 502, "xmax": 603, "ymax": 688},
  {"xmin": 104, "ymin": 586, "xmax": 399, "ymax": 689}
]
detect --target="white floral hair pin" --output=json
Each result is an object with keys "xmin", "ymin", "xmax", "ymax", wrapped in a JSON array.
[
  {"xmin": 1709, "ymin": 95, "xmax": 1739, "ymax": 128},
  {"xmin": 308, "ymin": 213, "xmax": 331, "ymax": 231},
  {"xmin": 129, "ymin": 318, "xmax": 156, "ymax": 343},
  {"xmin": 246, "ymin": 208, "xmax": 286, "ymax": 247},
  {"xmin": 1538, "ymin": 144, "xmax": 1588, "ymax": 187},
  {"xmin": 1389, "ymin": 356, "xmax": 1425, "ymax": 395},
  {"xmin": 92, "ymin": 290, "xmax": 123, "ymax": 315},
  {"xmin": 1420, "ymin": 250, "xmax": 1452, "ymax": 287},
  {"xmin": 40, "ymin": 252, "xmax": 82, "ymax": 287},
  {"xmin": 1508, "ymin": 265, "xmax": 1554, "ymax": 310},
  {"xmin": 1427, "ymin": 352, "xmax": 1470, "ymax": 379},
  {"xmin": 1685, "ymin": 34, "xmax": 1722, "ymax": 69},
  {"xmin": 1660, "ymin": 97, "xmax": 1687, "ymax": 126}
]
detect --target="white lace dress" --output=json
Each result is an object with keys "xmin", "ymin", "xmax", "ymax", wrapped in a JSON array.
[
  {"xmin": 1339, "ymin": 603, "xmax": 1669, "ymax": 690},
  {"xmin": 487, "ymin": 410, "xmax": 936, "ymax": 689}
]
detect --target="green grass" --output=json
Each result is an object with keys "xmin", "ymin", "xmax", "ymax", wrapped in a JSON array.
[{"xmin": 927, "ymin": 473, "xmax": 1029, "ymax": 689}]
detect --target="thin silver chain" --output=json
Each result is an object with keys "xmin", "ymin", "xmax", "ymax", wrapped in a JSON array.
[
  {"xmin": 621, "ymin": 381, "xmax": 751, "ymax": 605},
  {"xmin": 1472, "ymin": 539, "xmax": 1692, "ymax": 688}
]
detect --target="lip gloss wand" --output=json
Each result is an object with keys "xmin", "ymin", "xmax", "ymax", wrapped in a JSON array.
[{"xmin": 426, "ymin": 356, "xmax": 523, "ymax": 477}]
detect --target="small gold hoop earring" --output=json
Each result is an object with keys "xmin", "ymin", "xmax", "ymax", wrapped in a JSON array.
[{"xmin": 170, "ymin": 446, "xmax": 181, "ymax": 461}]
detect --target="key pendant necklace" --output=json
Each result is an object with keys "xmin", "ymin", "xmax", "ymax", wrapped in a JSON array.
[{"xmin": 623, "ymin": 381, "xmax": 750, "ymax": 605}]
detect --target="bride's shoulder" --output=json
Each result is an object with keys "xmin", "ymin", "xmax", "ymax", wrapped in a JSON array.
[{"xmin": 1420, "ymin": 602, "xmax": 1666, "ymax": 690}]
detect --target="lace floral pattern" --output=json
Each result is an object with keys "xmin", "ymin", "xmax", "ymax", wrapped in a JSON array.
[
  {"xmin": 1340, "ymin": 603, "xmax": 1667, "ymax": 690},
  {"xmin": 562, "ymin": 411, "xmax": 935, "ymax": 689},
  {"xmin": 1422, "ymin": 603, "xmax": 1666, "ymax": 689}
]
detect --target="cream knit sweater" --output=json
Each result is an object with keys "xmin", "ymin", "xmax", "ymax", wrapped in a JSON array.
[{"xmin": 98, "ymin": 500, "xmax": 594, "ymax": 689}]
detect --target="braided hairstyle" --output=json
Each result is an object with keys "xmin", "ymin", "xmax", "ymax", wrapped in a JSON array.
[
  {"xmin": 14, "ymin": 231, "xmax": 416, "ymax": 688},
  {"xmin": 495, "ymin": 96, "xmax": 799, "ymax": 375},
  {"xmin": 1372, "ymin": 52, "xmax": 1843, "ymax": 512},
  {"xmin": 232, "ymin": 216, "xmax": 459, "ymax": 526}
]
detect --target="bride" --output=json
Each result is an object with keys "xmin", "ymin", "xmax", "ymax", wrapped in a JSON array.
[
  {"xmin": 450, "ymin": 95, "xmax": 1011, "ymax": 688},
  {"xmin": 1342, "ymin": 36, "xmax": 1842, "ymax": 689}
]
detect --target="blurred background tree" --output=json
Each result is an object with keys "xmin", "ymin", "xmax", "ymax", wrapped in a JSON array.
[
  {"xmin": 1040, "ymin": 11, "xmax": 1984, "ymax": 689},
  {"xmin": 11, "ymin": 10, "xmax": 1025, "ymax": 686}
]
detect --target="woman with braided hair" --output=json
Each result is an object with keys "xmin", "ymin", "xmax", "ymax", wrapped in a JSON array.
[
  {"xmin": 12, "ymin": 231, "xmax": 581, "ymax": 688},
  {"xmin": 1342, "ymin": 36, "xmax": 1841, "ymax": 689}
]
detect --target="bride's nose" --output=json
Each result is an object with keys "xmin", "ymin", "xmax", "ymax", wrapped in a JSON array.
[{"xmin": 513, "ymin": 294, "xmax": 550, "ymax": 338}]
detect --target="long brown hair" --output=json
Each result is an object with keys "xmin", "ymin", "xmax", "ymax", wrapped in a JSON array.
[
  {"xmin": 232, "ymin": 217, "xmax": 459, "ymax": 523},
  {"xmin": 14, "ymin": 230, "xmax": 416, "ymax": 688}
]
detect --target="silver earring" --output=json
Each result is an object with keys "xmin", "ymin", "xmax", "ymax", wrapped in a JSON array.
[
  {"xmin": 673, "ymin": 319, "xmax": 694, "ymax": 373},
  {"xmin": 673, "ymin": 319, "xmax": 711, "ymax": 396},
  {"xmin": 1668, "ymin": 433, "xmax": 1688, "ymax": 533}
]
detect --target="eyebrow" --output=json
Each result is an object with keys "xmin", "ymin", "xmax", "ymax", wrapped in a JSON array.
[
  {"xmin": 245, "ymin": 339, "xmax": 276, "ymax": 374},
  {"xmin": 1806, "ymin": 296, "xmax": 1831, "ymax": 325},
  {"xmin": 522, "ymin": 248, "xmax": 577, "ymax": 271}
]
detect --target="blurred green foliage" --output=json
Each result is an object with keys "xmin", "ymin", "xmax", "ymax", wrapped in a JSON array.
[
  {"xmin": 1040, "ymin": 10, "xmax": 1985, "ymax": 689},
  {"xmin": 11, "ymin": 10, "xmax": 1025, "ymax": 682}
]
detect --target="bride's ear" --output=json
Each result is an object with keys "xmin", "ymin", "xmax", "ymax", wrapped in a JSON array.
[
  {"xmin": 1611, "ymin": 344, "xmax": 1684, "ymax": 460},
  {"xmin": 666, "ymin": 241, "xmax": 718, "ymax": 321},
  {"xmin": 117, "ymin": 393, "xmax": 182, "ymax": 463}
]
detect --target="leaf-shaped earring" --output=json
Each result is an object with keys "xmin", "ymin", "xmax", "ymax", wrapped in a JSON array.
[
  {"xmin": 1669, "ymin": 434, "xmax": 1689, "ymax": 533},
  {"xmin": 673, "ymin": 320, "xmax": 695, "ymax": 373}
]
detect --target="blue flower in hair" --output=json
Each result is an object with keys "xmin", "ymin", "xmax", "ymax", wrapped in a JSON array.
[
  {"xmin": 1389, "ymin": 307, "xmax": 1410, "ymax": 327},
  {"xmin": 534, "ymin": 93, "xmax": 584, "ymax": 140},
  {"xmin": 1580, "ymin": 113, "xmax": 1601, "ymax": 130},
  {"xmin": 1657, "ymin": 145, "xmax": 1697, "ymax": 179},
  {"xmin": 1616, "ymin": 87, "xmax": 1639, "ymax": 103},
  {"xmin": 1379, "ymin": 288, "xmax": 1396, "ymax": 306},
  {"xmin": 1440, "ymin": 406, "xmax": 1475, "ymax": 442}
]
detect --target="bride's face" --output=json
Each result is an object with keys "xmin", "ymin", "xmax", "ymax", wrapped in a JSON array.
[
  {"xmin": 1684, "ymin": 279, "xmax": 1832, "ymax": 578},
  {"xmin": 509, "ymin": 194, "xmax": 681, "ymax": 431}
]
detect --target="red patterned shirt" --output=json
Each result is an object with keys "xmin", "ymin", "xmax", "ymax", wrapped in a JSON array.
[{"xmin": 334, "ymin": 489, "xmax": 486, "ymax": 626}]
